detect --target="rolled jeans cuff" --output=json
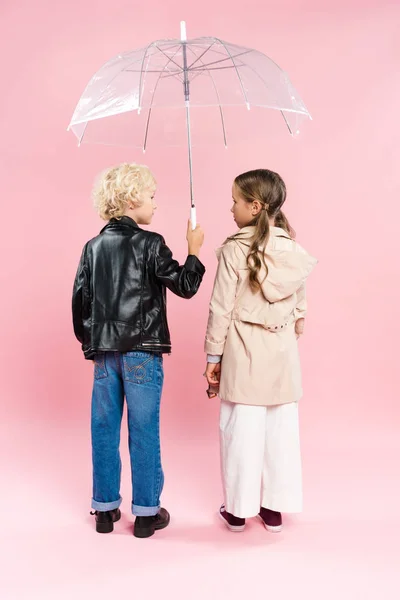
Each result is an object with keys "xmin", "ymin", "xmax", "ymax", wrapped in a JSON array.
[
  {"xmin": 91, "ymin": 496, "xmax": 122, "ymax": 511},
  {"xmin": 132, "ymin": 503, "xmax": 160, "ymax": 517}
]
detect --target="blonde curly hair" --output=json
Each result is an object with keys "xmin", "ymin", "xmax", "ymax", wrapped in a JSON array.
[{"xmin": 93, "ymin": 163, "xmax": 157, "ymax": 221}]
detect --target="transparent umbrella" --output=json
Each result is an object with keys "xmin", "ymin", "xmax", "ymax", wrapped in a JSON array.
[{"xmin": 68, "ymin": 22, "xmax": 311, "ymax": 226}]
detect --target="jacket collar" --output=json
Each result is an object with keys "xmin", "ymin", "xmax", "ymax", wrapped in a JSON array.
[
  {"xmin": 236, "ymin": 225, "xmax": 292, "ymax": 240},
  {"xmin": 100, "ymin": 216, "xmax": 139, "ymax": 233},
  {"xmin": 217, "ymin": 226, "xmax": 291, "ymax": 253},
  {"xmin": 215, "ymin": 225, "xmax": 291, "ymax": 260}
]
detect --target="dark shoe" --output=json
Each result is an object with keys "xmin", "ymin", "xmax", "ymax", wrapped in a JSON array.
[
  {"xmin": 90, "ymin": 508, "xmax": 121, "ymax": 533},
  {"xmin": 219, "ymin": 505, "xmax": 245, "ymax": 532},
  {"xmin": 134, "ymin": 508, "xmax": 170, "ymax": 538},
  {"xmin": 258, "ymin": 507, "xmax": 282, "ymax": 532}
]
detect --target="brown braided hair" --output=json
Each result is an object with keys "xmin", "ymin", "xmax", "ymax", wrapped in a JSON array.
[{"xmin": 231, "ymin": 169, "xmax": 295, "ymax": 293}]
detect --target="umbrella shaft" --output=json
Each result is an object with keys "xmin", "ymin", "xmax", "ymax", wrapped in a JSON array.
[
  {"xmin": 185, "ymin": 102, "xmax": 194, "ymax": 207},
  {"xmin": 182, "ymin": 41, "xmax": 193, "ymax": 207},
  {"xmin": 182, "ymin": 42, "xmax": 190, "ymax": 102}
]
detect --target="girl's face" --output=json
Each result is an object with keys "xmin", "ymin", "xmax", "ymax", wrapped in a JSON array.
[
  {"xmin": 231, "ymin": 183, "xmax": 256, "ymax": 229},
  {"xmin": 131, "ymin": 186, "xmax": 157, "ymax": 225}
]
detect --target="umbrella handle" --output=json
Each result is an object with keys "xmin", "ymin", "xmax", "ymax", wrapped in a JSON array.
[{"xmin": 190, "ymin": 206, "xmax": 197, "ymax": 230}]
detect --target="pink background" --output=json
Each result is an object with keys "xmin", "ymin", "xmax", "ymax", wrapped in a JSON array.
[{"xmin": 1, "ymin": 1, "xmax": 399, "ymax": 598}]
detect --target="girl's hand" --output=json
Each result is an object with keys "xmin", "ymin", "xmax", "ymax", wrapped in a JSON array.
[
  {"xmin": 295, "ymin": 318, "xmax": 305, "ymax": 339},
  {"xmin": 205, "ymin": 362, "xmax": 221, "ymax": 387},
  {"xmin": 205, "ymin": 362, "xmax": 221, "ymax": 399}
]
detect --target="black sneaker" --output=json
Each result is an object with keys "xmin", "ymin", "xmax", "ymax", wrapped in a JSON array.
[
  {"xmin": 134, "ymin": 508, "xmax": 170, "ymax": 538},
  {"xmin": 258, "ymin": 507, "xmax": 282, "ymax": 532},
  {"xmin": 90, "ymin": 508, "xmax": 121, "ymax": 533},
  {"xmin": 219, "ymin": 505, "xmax": 246, "ymax": 532}
]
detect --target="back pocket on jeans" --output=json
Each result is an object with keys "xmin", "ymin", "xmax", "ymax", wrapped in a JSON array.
[
  {"xmin": 123, "ymin": 353, "xmax": 154, "ymax": 384},
  {"xmin": 94, "ymin": 354, "xmax": 108, "ymax": 380}
]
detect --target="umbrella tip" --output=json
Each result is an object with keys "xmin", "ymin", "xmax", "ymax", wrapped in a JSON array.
[{"xmin": 180, "ymin": 21, "xmax": 187, "ymax": 41}]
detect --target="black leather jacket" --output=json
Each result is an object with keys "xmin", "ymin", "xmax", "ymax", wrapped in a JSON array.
[{"xmin": 72, "ymin": 217, "xmax": 205, "ymax": 359}]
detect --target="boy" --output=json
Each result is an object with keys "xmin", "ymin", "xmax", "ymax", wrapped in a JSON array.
[{"xmin": 72, "ymin": 163, "xmax": 205, "ymax": 538}]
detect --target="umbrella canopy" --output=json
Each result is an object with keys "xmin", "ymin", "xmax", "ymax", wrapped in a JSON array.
[{"xmin": 68, "ymin": 23, "xmax": 311, "ymax": 225}]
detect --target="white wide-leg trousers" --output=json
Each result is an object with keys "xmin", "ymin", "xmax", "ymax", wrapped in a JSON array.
[{"xmin": 220, "ymin": 400, "xmax": 303, "ymax": 519}]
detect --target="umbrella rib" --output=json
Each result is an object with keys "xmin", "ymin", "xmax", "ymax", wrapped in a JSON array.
[
  {"xmin": 188, "ymin": 40, "xmax": 244, "ymax": 59},
  {"xmin": 143, "ymin": 44, "xmax": 185, "ymax": 151},
  {"xmin": 76, "ymin": 46, "xmax": 184, "ymax": 144},
  {"xmin": 125, "ymin": 69, "xmax": 182, "ymax": 74},
  {"xmin": 188, "ymin": 50, "xmax": 252, "ymax": 73},
  {"xmin": 77, "ymin": 123, "xmax": 88, "ymax": 145},
  {"xmin": 186, "ymin": 41, "xmax": 216, "ymax": 70},
  {"xmin": 187, "ymin": 58, "xmax": 249, "ymax": 83},
  {"xmin": 190, "ymin": 64, "xmax": 247, "ymax": 73},
  {"xmin": 154, "ymin": 44, "xmax": 184, "ymax": 74},
  {"xmin": 138, "ymin": 41, "xmax": 159, "ymax": 112},
  {"xmin": 280, "ymin": 111, "xmax": 293, "ymax": 135},
  {"xmin": 120, "ymin": 42, "xmax": 180, "ymax": 73},
  {"xmin": 186, "ymin": 45, "xmax": 228, "ymax": 147},
  {"xmin": 73, "ymin": 55, "xmax": 181, "ymax": 137},
  {"xmin": 69, "ymin": 50, "xmax": 149, "ymax": 132},
  {"xmin": 126, "ymin": 64, "xmax": 249, "ymax": 74},
  {"xmin": 239, "ymin": 62, "xmax": 309, "ymax": 132},
  {"xmin": 159, "ymin": 70, "xmax": 185, "ymax": 81},
  {"xmin": 201, "ymin": 38, "xmax": 250, "ymax": 108},
  {"xmin": 246, "ymin": 64, "xmax": 293, "ymax": 132},
  {"xmin": 73, "ymin": 65, "xmax": 138, "ymax": 142},
  {"xmin": 241, "ymin": 61, "xmax": 293, "ymax": 133}
]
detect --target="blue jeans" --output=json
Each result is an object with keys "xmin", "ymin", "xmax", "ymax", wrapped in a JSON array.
[{"xmin": 91, "ymin": 351, "xmax": 164, "ymax": 517}]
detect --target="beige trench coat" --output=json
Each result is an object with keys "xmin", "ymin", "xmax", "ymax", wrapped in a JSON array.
[{"xmin": 205, "ymin": 226, "xmax": 317, "ymax": 406}]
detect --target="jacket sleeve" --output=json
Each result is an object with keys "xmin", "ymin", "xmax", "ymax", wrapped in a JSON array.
[
  {"xmin": 72, "ymin": 244, "xmax": 89, "ymax": 344},
  {"xmin": 205, "ymin": 244, "xmax": 238, "ymax": 356},
  {"xmin": 154, "ymin": 236, "xmax": 205, "ymax": 299},
  {"xmin": 294, "ymin": 283, "xmax": 307, "ymax": 320}
]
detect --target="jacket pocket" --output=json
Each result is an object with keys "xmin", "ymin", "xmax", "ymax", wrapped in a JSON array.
[{"xmin": 122, "ymin": 352, "xmax": 155, "ymax": 384}]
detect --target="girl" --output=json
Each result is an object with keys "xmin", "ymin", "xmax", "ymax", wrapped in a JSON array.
[{"xmin": 205, "ymin": 169, "xmax": 317, "ymax": 532}]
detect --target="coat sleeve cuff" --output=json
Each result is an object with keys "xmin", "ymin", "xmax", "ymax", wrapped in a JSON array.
[
  {"xmin": 185, "ymin": 255, "xmax": 206, "ymax": 275},
  {"xmin": 204, "ymin": 340, "xmax": 226, "ymax": 355}
]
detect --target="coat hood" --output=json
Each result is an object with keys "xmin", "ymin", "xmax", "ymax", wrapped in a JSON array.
[{"xmin": 218, "ymin": 226, "xmax": 317, "ymax": 303}]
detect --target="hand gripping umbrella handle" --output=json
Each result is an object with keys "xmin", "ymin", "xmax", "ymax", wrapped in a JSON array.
[{"xmin": 190, "ymin": 206, "xmax": 197, "ymax": 230}]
